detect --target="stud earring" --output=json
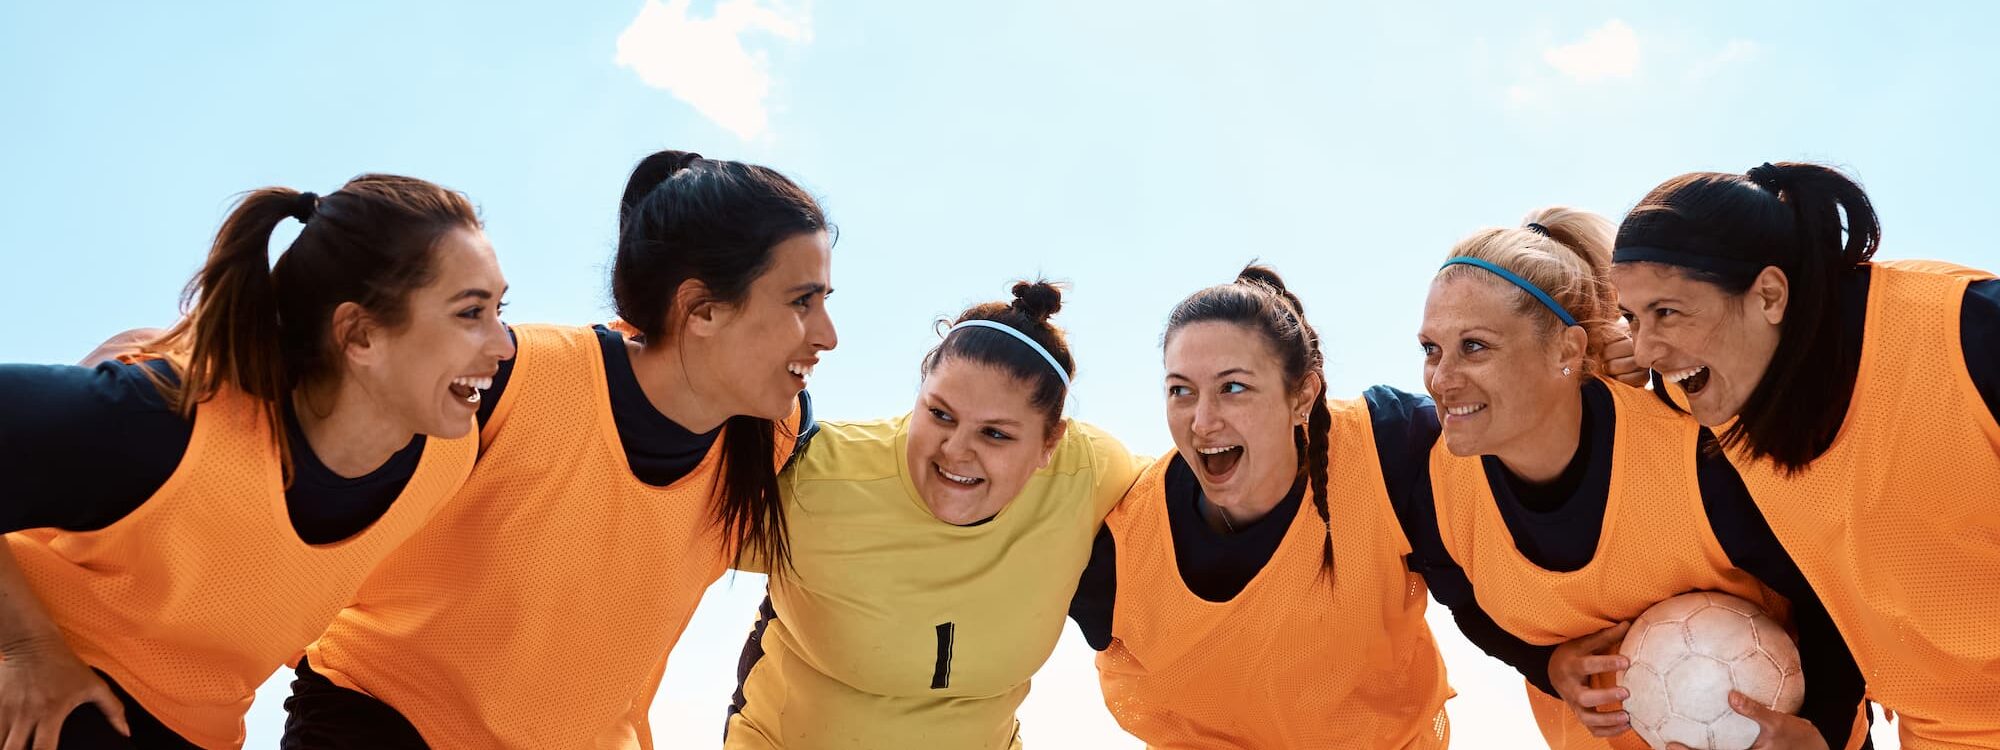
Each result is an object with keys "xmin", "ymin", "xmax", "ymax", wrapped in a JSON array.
[{"xmin": 1562, "ymin": 366, "xmax": 1573, "ymax": 376}]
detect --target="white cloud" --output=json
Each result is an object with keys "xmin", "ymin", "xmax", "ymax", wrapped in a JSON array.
[
  {"xmin": 1687, "ymin": 39, "xmax": 1762, "ymax": 82},
  {"xmin": 1541, "ymin": 19, "xmax": 1640, "ymax": 82},
  {"xmin": 615, "ymin": 0, "xmax": 812, "ymax": 140}
]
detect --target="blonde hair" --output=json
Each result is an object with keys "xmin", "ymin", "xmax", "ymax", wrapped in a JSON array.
[{"xmin": 1434, "ymin": 206, "xmax": 1621, "ymax": 375}]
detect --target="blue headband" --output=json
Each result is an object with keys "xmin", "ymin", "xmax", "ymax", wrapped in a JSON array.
[
  {"xmin": 1439, "ymin": 257, "xmax": 1579, "ymax": 327},
  {"xmin": 947, "ymin": 319, "xmax": 1073, "ymax": 391}
]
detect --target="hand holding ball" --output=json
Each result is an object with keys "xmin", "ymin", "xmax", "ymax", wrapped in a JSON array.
[{"xmin": 1617, "ymin": 591, "xmax": 1805, "ymax": 750}]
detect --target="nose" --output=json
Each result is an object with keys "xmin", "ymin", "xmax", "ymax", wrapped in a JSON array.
[
  {"xmin": 1426, "ymin": 353, "xmax": 1462, "ymax": 396},
  {"xmin": 810, "ymin": 303, "xmax": 838, "ymax": 353},
  {"xmin": 939, "ymin": 425, "xmax": 975, "ymax": 463},
  {"xmin": 1190, "ymin": 394, "xmax": 1225, "ymax": 436},
  {"xmin": 1628, "ymin": 327, "xmax": 1668, "ymax": 370},
  {"xmin": 487, "ymin": 316, "xmax": 517, "ymax": 362}
]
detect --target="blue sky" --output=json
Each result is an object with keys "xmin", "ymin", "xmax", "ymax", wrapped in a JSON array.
[{"xmin": 4, "ymin": 1, "xmax": 1995, "ymax": 746}]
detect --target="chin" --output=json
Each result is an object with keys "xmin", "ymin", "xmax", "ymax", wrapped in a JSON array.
[{"xmin": 1440, "ymin": 433, "xmax": 1482, "ymax": 458}]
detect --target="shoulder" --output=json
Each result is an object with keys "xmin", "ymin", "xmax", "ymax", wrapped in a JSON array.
[
  {"xmin": 788, "ymin": 415, "xmax": 907, "ymax": 483},
  {"xmin": 0, "ymin": 359, "xmax": 179, "ymax": 419}
]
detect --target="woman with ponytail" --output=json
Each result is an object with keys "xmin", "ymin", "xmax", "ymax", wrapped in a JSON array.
[
  {"xmin": 1066, "ymin": 265, "xmax": 1455, "ymax": 748},
  {"xmin": 724, "ymin": 280, "xmax": 1141, "ymax": 750},
  {"xmin": 1609, "ymin": 162, "xmax": 2000, "ymax": 747},
  {"xmin": 1407, "ymin": 207, "xmax": 1872, "ymax": 750},
  {"xmin": 0, "ymin": 175, "xmax": 511, "ymax": 749},
  {"xmin": 284, "ymin": 150, "xmax": 837, "ymax": 749}
]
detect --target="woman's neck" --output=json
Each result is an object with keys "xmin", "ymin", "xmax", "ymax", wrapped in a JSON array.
[
  {"xmin": 290, "ymin": 379, "xmax": 416, "ymax": 479},
  {"xmin": 626, "ymin": 338, "xmax": 730, "ymax": 434}
]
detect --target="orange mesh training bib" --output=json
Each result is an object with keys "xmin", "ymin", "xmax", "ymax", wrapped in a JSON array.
[
  {"xmin": 1097, "ymin": 397, "xmax": 1453, "ymax": 749},
  {"xmin": 304, "ymin": 324, "xmax": 800, "ymax": 749},
  {"xmin": 1730, "ymin": 261, "xmax": 2000, "ymax": 750},
  {"xmin": 1427, "ymin": 377, "xmax": 1838, "ymax": 750},
  {"xmin": 6, "ymin": 384, "xmax": 475, "ymax": 750}
]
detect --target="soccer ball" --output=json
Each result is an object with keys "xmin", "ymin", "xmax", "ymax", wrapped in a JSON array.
[{"xmin": 1617, "ymin": 591, "xmax": 1804, "ymax": 750}]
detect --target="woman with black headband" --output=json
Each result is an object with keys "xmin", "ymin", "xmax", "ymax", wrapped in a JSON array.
[
  {"xmin": 1409, "ymin": 208, "xmax": 1869, "ymax": 750},
  {"xmin": 1609, "ymin": 162, "xmax": 1999, "ymax": 748},
  {"xmin": 725, "ymin": 281, "xmax": 1142, "ymax": 750},
  {"xmin": 0, "ymin": 175, "xmax": 512, "ymax": 749}
]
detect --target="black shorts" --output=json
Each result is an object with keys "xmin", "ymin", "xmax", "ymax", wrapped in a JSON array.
[{"xmin": 279, "ymin": 657, "xmax": 429, "ymax": 750}]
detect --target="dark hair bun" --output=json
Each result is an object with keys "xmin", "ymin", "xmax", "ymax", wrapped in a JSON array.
[
  {"xmin": 1010, "ymin": 279, "xmax": 1065, "ymax": 323},
  {"xmin": 1234, "ymin": 264, "xmax": 1291, "ymax": 295}
]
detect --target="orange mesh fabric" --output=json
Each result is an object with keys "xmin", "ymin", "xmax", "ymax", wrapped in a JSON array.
[
  {"xmin": 1731, "ymin": 261, "xmax": 2000, "ymax": 750},
  {"xmin": 1429, "ymin": 376, "xmax": 1806, "ymax": 750},
  {"xmin": 6, "ymin": 384, "xmax": 475, "ymax": 750},
  {"xmin": 1096, "ymin": 398, "xmax": 1453, "ymax": 749},
  {"xmin": 303, "ymin": 324, "xmax": 800, "ymax": 749}
]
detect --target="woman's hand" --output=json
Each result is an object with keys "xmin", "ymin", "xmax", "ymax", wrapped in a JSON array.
[
  {"xmin": 1547, "ymin": 621, "xmax": 1633, "ymax": 737},
  {"xmin": 0, "ymin": 635, "xmax": 128, "ymax": 750}
]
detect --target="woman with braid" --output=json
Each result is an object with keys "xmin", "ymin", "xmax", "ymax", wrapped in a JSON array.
[{"xmin": 1068, "ymin": 265, "xmax": 1455, "ymax": 748}]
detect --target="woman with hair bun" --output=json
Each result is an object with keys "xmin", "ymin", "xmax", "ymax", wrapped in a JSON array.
[
  {"xmin": 725, "ymin": 280, "xmax": 1142, "ymax": 750},
  {"xmin": 285, "ymin": 150, "xmax": 838, "ymax": 749},
  {"xmin": 1410, "ymin": 207, "xmax": 1870, "ymax": 750},
  {"xmin": 0, "ymin": 174, "xmax": 511, "ymax": 749},
  {"xmin": 1611, "ymin": 162, "xmax": 2000, "ymax": 748}
]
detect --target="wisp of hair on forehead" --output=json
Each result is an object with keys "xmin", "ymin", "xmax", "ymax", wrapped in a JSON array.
[{"xmin": 922, "ymin": 280, "xmax": 1075, "ymax": 439}]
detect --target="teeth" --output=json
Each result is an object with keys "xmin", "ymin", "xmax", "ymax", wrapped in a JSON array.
[
  {"xmin": 451, "ymin": 376, "xmax": 494, "ymax": 391},
  {"xmin": 1664, "ymin": 366, "xmax": 1707, "ymax": 384},
  {"xmin": 1197, "ymin": 445, "xmax": 1240, "ymax": 455},
  {"xmin": 787, "ymin": 362, "xmax": 815, "ymax": 379},
  {"xmin": 937, "ymin": 466, "xmax": 981, "ymax": 485},
  {"xmin": 1444, "ymin": 404, "xmax": 1485, "ymax": 416}
]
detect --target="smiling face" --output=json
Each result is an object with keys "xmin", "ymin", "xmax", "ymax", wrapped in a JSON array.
[
  {"xmin": 691, "ymin": 230, "xmax": 839, "ymax": 421},
  {"xmin": 1418, "ymin": 275, "xmax": 1580, "ymax": 458},
  {"xmin": 904, "ymin": 358, "xmax": 1065, "ymax": 525},
  {"xmin": 347, "ymin": 226, "xmax": 516, "ymax": 439},
  {"xmin": 1162, "ymin": 321, "xmax": 1317, "ymax": 513},
  {"xmin": 1609, "ymin": 262, "xmax": 1786, "ymax": 426}
]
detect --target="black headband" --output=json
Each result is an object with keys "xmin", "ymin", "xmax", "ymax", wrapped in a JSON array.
[
  {"xmin": 1611, "ymin": 245, "xmax": 1771, "ymax": 277},
  {"xmin": 290, "ymin": 192, "xmax": 319, "ymax": 224}
]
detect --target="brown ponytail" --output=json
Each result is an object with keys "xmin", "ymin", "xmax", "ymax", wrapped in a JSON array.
[{"xmin": 146, "ymin": 175, "xmax": 480, "ymax": 480}]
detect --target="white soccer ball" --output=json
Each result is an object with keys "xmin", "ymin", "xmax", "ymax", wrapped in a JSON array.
[{"xmin": 1616, "ymin": 591, "xmax": 1805, "ymax": 750}]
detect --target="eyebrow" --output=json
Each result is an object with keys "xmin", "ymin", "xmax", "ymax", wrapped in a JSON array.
[
  {"xmin": 1643, "ymin": 298, "xmax": 1684, "ymax": 312},
  {"xmin": 787, "ymin": 282, "xmax": 830, "ymax": 296},
  {"xmin": 928, "ymin": 394, "xmax": 1023, "ymax": 428},
  {"xmin": 1163, "ymin": 367, "xmax": 1257, "ymax": 381},
  {"xmin": 449, "ymin": 286, "xmax": 504, "ymax": 302}
]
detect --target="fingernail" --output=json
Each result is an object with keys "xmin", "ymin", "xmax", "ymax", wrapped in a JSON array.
[
  {"xmin": 1619, "ymin": 688, "xmax": 1630, "ymax": 700},
  {"xmin": 1729, "ymin": 692, "xmax": 1744, "ymax": 709}
]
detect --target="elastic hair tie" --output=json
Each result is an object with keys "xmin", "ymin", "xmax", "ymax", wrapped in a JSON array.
[
  {"xmin": 1746, "ymin": 162, "xmax": 1783, "ymax": 192},
  {"xmin": 1439, "ymin": 257, "xmax": 1578, "ymax": 327},
  {"xmin": 290, "ymin": 192, "xmax": 319, "ymax": 224},
  {"xmin": 1524, "ymin": 222, "xmax": 1550, "ymax": 237},
  {"xmin": 947, "ymin": 319, "xmax": 1072, "ymax": 391}
]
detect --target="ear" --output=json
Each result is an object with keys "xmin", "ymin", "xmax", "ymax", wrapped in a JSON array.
[
  {"xmin": 1039, "ymin": 418, "xmax": 1070, "ymax": 466},
  {"xmin": 674, "ymin": 278, "xmax": 737, "ymax": 340},
  {"xmin": 1290, "ymin": 370, "xmax": 1324, "ymax": 425},
  {"xmin": 1558, "ymin": 324, "xmax": 1588, "ymax": 375},
  {"xmin": 1751, "ymin": 265, "xmax": 1789, "ymax": 326},
  {"xmin": 332, "ymin": 301, "xmax": 384, "ymax": 367}
]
